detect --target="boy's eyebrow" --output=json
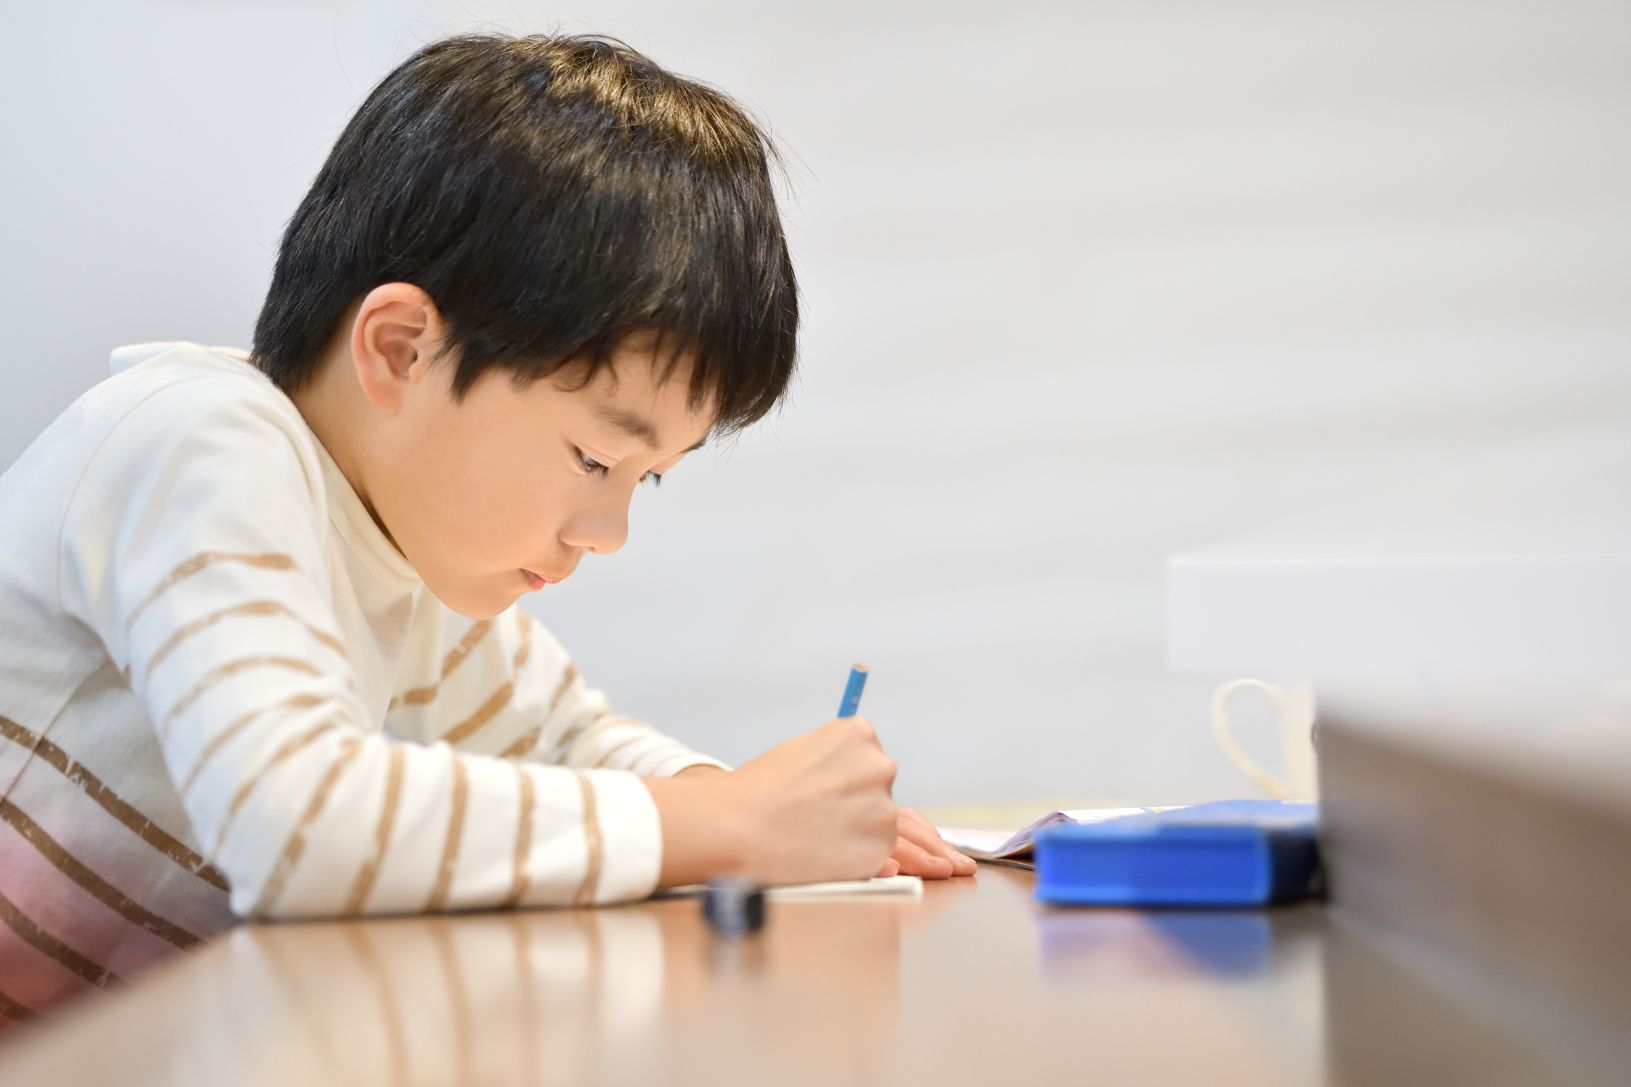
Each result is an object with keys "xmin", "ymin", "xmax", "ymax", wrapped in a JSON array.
[{"xmin": 592, "ymin": 403, "xmax": 709, "ymax": 453}]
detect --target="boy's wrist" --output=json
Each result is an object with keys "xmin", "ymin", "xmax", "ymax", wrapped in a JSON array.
[{"xmin": 642, "ymin": 771, "xmax": 750, "ymax": 887}]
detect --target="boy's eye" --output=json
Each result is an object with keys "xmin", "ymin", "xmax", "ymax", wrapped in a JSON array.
[{"xmin": 576, "ymin": 449, "xmax": 662, "ymax": 487}]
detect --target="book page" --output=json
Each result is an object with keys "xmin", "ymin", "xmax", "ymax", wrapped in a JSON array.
[{"xmin": 938, "ymin": 806, "xmax": 1188, "ymax": 860}]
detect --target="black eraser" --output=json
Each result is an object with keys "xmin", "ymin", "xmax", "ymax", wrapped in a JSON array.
[{"xmin": 702, "ymin": 876, "xmax": 766, "ymax": 936}]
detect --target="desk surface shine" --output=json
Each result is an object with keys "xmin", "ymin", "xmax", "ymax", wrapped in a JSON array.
[{"xmin": 0, "ymin": 867, "xmax": 1572, "ymax": 1086}]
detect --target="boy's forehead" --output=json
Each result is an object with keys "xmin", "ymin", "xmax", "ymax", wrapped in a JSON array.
[{"xmin": 587, "ymin": 400, "xmax": 710, "ymax": 454}]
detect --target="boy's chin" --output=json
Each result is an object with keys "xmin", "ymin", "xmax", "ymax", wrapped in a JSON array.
[{"xmin": 423, "ymin": 575, "xmax": 517, "ymax": 621}]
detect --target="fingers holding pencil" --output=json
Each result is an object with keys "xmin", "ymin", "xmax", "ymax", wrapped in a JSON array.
[{"xmin": 835, "ymin": 664, "xmax": 975, "ymax": 881}]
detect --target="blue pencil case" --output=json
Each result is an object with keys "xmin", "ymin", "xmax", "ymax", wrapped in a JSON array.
[{"xmin": 1033, "ymin": 800, "xmax": 1321, "ymax": 907}]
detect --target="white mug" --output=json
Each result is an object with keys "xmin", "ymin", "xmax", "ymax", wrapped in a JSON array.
[{"xmin": 1209, "ymin": 678, "xmax": 1318, "ymax": 801}]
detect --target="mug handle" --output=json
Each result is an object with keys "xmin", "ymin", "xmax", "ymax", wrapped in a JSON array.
[{"xmin": 1210, "ymin": 678, "xmax": 1291, "ymax": 800}]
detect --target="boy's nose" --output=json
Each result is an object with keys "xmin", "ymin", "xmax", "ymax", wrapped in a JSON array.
[{"xmin": 558, "ymin": 505, "xmax": 629, "ymax": 556}]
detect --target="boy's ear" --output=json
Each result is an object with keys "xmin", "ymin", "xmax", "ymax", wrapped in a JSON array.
[{"xmin": 348, "ymin": 282, "xmax": 448, "ymax": 415}]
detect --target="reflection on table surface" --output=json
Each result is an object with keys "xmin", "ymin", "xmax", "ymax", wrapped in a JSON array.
[{"xmin": 0, "ymin": 866, "xmax": 1602, "ymax": 1086}]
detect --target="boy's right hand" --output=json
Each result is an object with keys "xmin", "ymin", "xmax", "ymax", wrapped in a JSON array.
[
  {"xmin": 644, "ymin": 716, "xmax": 898, "ymax": 888},
  {"xmin": 730, "ymin": 716, "xmax": 900, "ymax": 884}
]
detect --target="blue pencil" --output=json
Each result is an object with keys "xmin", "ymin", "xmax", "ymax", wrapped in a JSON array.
[{"xmin": 837, "ymin": 663, "xmax": 869, "ymax": 718}]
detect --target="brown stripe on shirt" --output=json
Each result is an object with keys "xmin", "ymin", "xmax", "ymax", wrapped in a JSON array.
[
  {"xmin": 210, "ymin": 721, "xmax": 335, "ymax": 858},
  {"xmin": 424, "ymin": 758, "xmax": 470, "ymax": 911},
  {"xmin": 439, "ymin": 613, "xmax": 538, "ymax": 747},
  {"xmin": 140, "ymin": 600, "xmax": 347, "ymax": 684},
  {"xmin": 0, "ymin": 715, "xmax": 228, "ymax": 892},
  {"xmin": 161, "ymin": 655, "xmax": 324, "ymax": 741},
  {"xmin": 344, "ymin": 744, "xmax": 406, "ymax": 914},
  {"xmin": 179, "ymin": 693, "xmax": 325, "ymax": 799},
  {"xmin": 571, "ymin": 773, "xmax": 604, "ymax": 906},
  {"xmin": 388, "ymin": 619, "xmax": 494, "ymax": 711},
  {"xmin": 497, "ymin": 708, "xmax": 617, "ymax": 762},
  {"xmin": 546, "ymin": 662, "xmax": 579, "ymax": 714},
  {"xmin": 439, "ymin": 682, "xmax": 514, "ymax": 748},
  {"xmin": 512, "ymin": 609, "xmax": 534, "ymax": 670},
  {"xmin": 0, "ymin": 886, "xmax": 121, "ymax": 987},
  {"xmin": 485, "ymin": 661, "xmax": 585, "ymax": 761},
  {"xmin": 251, "ymin": 736, "xmax": 365, "ymax": 916},
  {"xmin": 0, "ymin": 985, "xmax": 35, "ymax": 1024},
  {"xmin": 125, "ymin": 552, "xmax": 297, "ymax": 634},
  {"xmin": 0, "ymin": 798, "xmax": 200, "ymax": 949},
  {"xmin": 498, "ymin": 723, "xmax": 545, "ymax": 760},
  {"xmin": 500, "ymin": 765, "xmax": 536, "ymax": 907}
]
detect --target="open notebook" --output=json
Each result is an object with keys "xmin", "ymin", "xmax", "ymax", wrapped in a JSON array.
[{"xmin": 937, "ymin": 807, "xmax": 1188, "ymax": 870}]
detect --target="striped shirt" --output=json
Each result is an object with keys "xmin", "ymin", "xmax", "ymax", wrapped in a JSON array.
[{"xmin": 0, "ymin": 342, "xmax": 725, "ymax": 1025}]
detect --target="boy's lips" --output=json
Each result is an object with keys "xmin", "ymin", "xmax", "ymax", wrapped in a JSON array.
[{"xmin": 521, "ymin": 568, "xmax": 560, "ymax": 590}]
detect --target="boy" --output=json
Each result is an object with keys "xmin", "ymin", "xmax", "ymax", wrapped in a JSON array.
[{"xmin": 0, "ymin": 34, "xmax": 975, "ymax": 1016}]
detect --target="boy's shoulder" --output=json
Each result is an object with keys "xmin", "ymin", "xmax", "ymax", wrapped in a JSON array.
[
  {"xmin": 60, "ymin": 341, "xmax": 311, "ymax": 457},
  {"xmin": 0, "ymin": 343, "xmax": 334, "ymax": 700},
  {"xmin": 3, "ymin": 341, "xmax": 323, "ymax": 523},
  {"xmin": 99, "ymin": 341, "xmax": 297, "ymax": 421}
]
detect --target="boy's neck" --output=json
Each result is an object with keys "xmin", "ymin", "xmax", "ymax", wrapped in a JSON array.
[{"xmin": 289, "ymin": 343, "xmax": 395, "ymax": 548}]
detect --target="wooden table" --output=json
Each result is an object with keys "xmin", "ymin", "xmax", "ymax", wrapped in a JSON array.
[{"xmin": 0, "ymin": 866, "xmax": 1586, "ymax": 1086}]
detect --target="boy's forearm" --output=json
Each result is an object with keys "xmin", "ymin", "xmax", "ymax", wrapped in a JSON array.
[{"xmin": 642, "ymin": 769, "xmax": 748, "ymax": 887}]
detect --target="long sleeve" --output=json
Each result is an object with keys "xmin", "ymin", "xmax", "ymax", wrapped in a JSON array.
[
  {"xmin": 383, "ymin": 604, "xmax": 731, "ymax": 779},
  {"xmin": 56, "ymin": 385, "xmax": 668, "ymax": 919}
]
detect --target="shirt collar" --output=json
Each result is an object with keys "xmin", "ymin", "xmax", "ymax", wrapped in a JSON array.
[{"xmin": 310, "ymin": 437, "xmax": 423, "ymax": 594}]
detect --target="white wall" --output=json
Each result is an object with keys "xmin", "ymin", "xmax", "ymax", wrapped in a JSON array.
[{"xmin": 4, "ymin": 1, "xmax": 1628, "ymax": 806}]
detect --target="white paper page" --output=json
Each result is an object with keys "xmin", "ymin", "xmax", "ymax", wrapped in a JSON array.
[
  {"xmin": 1057, "ymin": 807, "xmax": 1179, "ymax": 824},
  {"xmin": 938, "ymin": 806, "xmax": 1190, "ymax": 859},
  {"xmin": 931, "ymin": 827, "xmax": 1015, "ymax": 856}
]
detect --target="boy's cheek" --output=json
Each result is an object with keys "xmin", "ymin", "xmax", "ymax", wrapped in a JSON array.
[
  {"xmin": 415, "ymin": 557, "xmax": 527, "ymax": 621},
  {"xmin": 389, "ymin": 460, "xmax": 559, "ymax": 612}
]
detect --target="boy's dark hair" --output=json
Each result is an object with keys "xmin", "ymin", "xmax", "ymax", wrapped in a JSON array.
[{"xmin": 252, "ymin": 34, "xmax": 798, "ymax": 437}]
